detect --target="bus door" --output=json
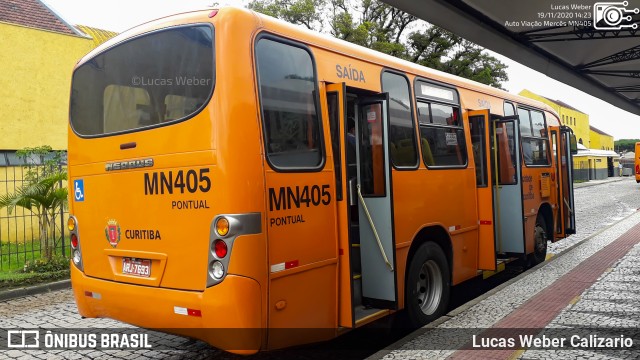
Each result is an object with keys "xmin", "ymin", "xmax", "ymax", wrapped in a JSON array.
[
  {"xmin": 325, "ymin": 82, "xmax": 353, "ymax": 328},
  {"xmin": 559, "ymin": 126, "xmax": 576, "ymax": 235},
  {"xmin": 354, "ymin": 93, "xmax": 397, "ymax": 311},
  {"xmin": 468, "ymin": 110, "xmax": 496, "ymax": 270},
  {"xmin": 491, "ymin": 117, "xmax": 525, "ymax": 255}
]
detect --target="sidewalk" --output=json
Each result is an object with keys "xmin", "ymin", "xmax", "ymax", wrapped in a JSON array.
[
  {"xmin": 573, "ymin": 176, "xmax": 629, "ymax": 189},
  {"xmin": 372, "ymin": 210, "xmax": 640, "ymax": 359}
]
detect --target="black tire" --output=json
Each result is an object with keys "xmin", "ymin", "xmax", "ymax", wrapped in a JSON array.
[
  {"xmin": 405, "ymin": 242, "xmax": 450, "ymax": 328},
  {"xmin": 530, "ymin": 215, "xmax": 547, "ymax": 266}
]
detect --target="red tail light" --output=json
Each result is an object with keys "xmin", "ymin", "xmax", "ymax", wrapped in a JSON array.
[
  {"xmin": 71, "ymin": 234, "xmax": 78, "ymax": 249},
  {"xmin": 214, "ymin": 239, "xmax": 227, "ymax": 258}
]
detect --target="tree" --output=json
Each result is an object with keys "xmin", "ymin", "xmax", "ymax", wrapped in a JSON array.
[
  {"xmin": 614, "ymin": 139, "xmax": 639, "ymax": 153},
  {"xmin": 0, "ymin": 146, "xmax": 68, "ymax": 261},
  {"xmin": 248, "ymin": 0, "xmax": 508, "ymax": 88}
]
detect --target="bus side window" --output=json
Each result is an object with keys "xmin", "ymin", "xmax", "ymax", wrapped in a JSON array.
[
  {"xmin": 381, "ymin": 71, "xmax": 418, "ymax": 168},
  {"xmin": 519, "ymin": 108, "xmax": 550, "ymax": 166},
  {"xmin": 255, "ymin": 38, "xmax": 323, "ymax": 170},
  {"xmin": 416, "ymin": 101, "xmax": 466, "ymax": 167}
]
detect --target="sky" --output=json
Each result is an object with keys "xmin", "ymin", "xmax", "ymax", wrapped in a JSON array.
[{"xmin": 42, "ymin": 0, "xmax": 640, "ymax": 140}]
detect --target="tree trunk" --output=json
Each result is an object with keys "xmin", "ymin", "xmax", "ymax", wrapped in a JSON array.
[{"xmin": 39, "ymin": 211, "xmax": 51, "ymax": 260}]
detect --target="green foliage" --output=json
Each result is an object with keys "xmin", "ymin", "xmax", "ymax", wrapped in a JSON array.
[
  {"xmin": 247, "ymin": 0, "xmax": 508, "ymax": 88},
  {"xmin": 614, "ymin": 139, "xmax": 639, "ymax": 152},
  {"xmin": 22, "ymin": 256, "xmax": 69, "ymax": 273},
  {"xmin": 0, "ymin": 146, "xmax": 68, "ymax": 261},
  {"xmin": 0, "ymin": 269, "xmax": 69, "ymax": 289}
]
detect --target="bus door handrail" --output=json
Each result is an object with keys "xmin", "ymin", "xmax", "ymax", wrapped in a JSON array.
[{"xmin": 356, "ymin": 184, "xmax": 394, "ymax": 272}]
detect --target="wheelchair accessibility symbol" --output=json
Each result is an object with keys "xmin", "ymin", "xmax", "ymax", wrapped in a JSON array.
[{"xmin": 74, "ymin": 179, "xmax": 85, "ymax": 202}]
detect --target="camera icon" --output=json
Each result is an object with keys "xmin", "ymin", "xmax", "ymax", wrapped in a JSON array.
[{"xmin": 594, "ymin": 1, "xmax": 639, "ymax": 30}]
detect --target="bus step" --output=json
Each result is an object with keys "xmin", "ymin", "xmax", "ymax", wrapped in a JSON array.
[{"xmin": 482, "ymin": 261, "xmax": 506, "ymax": 279}]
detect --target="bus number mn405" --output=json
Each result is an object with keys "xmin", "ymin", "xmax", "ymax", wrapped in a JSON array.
[
  {"xmin": 144, "ymin": 168, "xmax": 211, "ymax": 195},
  {"xmin": 269, "ymin": 185, "xmax": 331, "ymax": 211}
]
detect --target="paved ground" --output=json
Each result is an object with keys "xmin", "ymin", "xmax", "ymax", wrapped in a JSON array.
[
  {"xmin": 375, "ymin": 178, "xmax": 640, "ymax": 359},
  {"xmin": 548, "ymin": 177, "xmax": 639, "ymax": 256},
  {"xmin": 0, "ymin": 177, "xmax": 638, "ymax": 359}
]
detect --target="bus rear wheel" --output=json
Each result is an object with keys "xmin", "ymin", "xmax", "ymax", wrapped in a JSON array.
[
  {"xmin": 530, "ymin": 216, "xmax": 547, "ymax": 266},
  {"xmin": 406, "ymin": 242, "xmax": 450, "ymax": 328}
]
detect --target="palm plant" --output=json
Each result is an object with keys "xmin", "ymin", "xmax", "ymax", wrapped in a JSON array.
[{"xmin": 0, "ymin": 148, "xmax": 68, "ymax": 261}]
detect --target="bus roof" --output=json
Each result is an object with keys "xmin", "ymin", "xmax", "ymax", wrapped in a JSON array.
[{"xmin": 75, "ymin": 6, "xmax": 560, "ymax": 120}]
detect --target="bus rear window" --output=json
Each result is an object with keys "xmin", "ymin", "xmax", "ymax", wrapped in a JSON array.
[{"xmin": 70, "ymin": 25, "xmax": 214, "ymax": 137}]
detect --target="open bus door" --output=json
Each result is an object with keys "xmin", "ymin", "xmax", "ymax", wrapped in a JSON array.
[
  {"xmin": 558, "ymin": 126, "xmax": 576, "ymax": 236},
  {"xmin": 355, "ymin": 93, "xmax": 397, "ymax": 312},
  {"xmin": 635, "ymin": 142, "xmax": 640, "ymax": 183},
  {"xmin": 491, "ymin": 116, "xmax": 526, "ymax": 256},
  {"xmin": 468, "ymin": 110, "xmax": 496, "ymax": 270},
  {"xmin": 324, "ymin": 84, "xmax": 397, "ymax": 328}
]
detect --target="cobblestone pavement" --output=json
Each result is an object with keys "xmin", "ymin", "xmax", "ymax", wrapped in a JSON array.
[
  {"xmin": 548, "ymin": 177, "xmax": 640, "ymax": 256},
  {"xmin": 377, "ymin": 180, "xmax": 640, "ymax": 360},
  {"xmin": 1, "ymin": 179, "xmax": 638, "ymax": 360},
  {"xmin": 517, "ymin": 243, "xmax": 640, "ymax": 360}
]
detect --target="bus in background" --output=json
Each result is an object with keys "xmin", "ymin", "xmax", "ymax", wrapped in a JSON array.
[
  {"xmin": 67, "ymin": 7, "xmax": 577, "ymax": 354},
  {"xmin": 636, "ymin": 142, "xmax": 640, "ymax": 182}
]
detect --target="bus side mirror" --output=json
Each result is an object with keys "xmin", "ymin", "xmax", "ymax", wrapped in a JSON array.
[{"xmin": 569, "ymin": 134, "xmax": 578, "ymax": 154}]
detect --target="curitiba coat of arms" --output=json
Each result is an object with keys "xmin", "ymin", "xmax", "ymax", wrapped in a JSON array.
[{"xmin": 105, "ymin": 219, "xmax": 122, "ymax": 248}]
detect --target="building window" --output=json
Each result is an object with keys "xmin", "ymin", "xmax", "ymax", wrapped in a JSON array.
[
  {"xmin": 256, "ymin": 37, "xmax": 323, "ymax": 170},
  {"xmin": 381, "ymin": 71, "xmax": 418, "ymax": 168}
]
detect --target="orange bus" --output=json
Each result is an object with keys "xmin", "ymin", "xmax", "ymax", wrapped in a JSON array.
[
  {"xmin": 67, "ymin": 7, "xmax": 577, "ymax": 353},
  {"xmin": 635, "ymin": 142, "xmax": 640, "ymax": 182}
]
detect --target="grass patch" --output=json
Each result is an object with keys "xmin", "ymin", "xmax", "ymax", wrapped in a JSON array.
[
  {"xmin": 0, "ymin": 269, "xmax": 69, "ymax": 290},
  {"xmin": 0, "ymin": 240, "xmax": 68, "ymax": 272}
]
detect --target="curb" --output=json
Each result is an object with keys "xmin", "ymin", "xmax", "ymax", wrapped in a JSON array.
[
  {"xmin": 573, "ymin": 177, "xmax": 626, "ymax": 189},
  {"xmin": 0, "ymin": 279, "xmax": 71, "ymax": 302},
  {"xmin": 367, "ymin": 209, "xmax": 640, "ymax": 360}
]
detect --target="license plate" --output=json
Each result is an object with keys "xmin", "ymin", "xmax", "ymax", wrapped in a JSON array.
[{"xmin": 122, "ymin": 258, "xmax": 151, "ymax": 277}]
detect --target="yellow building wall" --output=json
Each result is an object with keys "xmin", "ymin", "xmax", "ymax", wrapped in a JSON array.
[
  {"xmin": 519, "ymin": 89, "xmax": 591, "ymax": 148},
  {"xmin": 0, "ymin": 22, "xmax": 93, "ymax": 150},
  {"xmin": 590, "ymin": 130, "xmax": 614, "ymax": 151}
]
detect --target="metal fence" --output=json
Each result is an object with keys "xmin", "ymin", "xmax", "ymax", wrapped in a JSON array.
[{"xmin": 0, "ymin": 164, "xmax": 68, "ymax": 272}]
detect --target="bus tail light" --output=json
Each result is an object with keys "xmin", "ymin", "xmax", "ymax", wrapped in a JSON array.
[
  {"xmin": 213, "ymin": 240, "xmax": 227, "ymax": 258},
  {"xmin": 206, "ymin": 213, "xmax": 262, "ymax": 287},
  {"xmin": 69, "ymin": 215, "xmax": 83, "ymax": 271},
  {"xmin": 210, "ymin": 261, "xmax": 224, "ymax": 279}
]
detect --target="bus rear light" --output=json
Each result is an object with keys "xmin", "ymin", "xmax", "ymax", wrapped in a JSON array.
[
  {"xmin": 215, "ymin": 217, "xmax": 229, "ymax": 237},
  {"xmin": 213, "ymin": 239, "xmax": 227, "ymax": 258},
  {"xmin": 67, "ymin": 217, "xmax": 76, "ymax": 231},
  {"xmin": 210, "ymin": 261, "xmax": 224, "ymax": 279},
  {"xmin": 68, "ymin": 215, "xmax": 83, "ymax": 271},
  {"xmin": 73, "ymin": 250, "xmax": 82, "ymax": 265}
]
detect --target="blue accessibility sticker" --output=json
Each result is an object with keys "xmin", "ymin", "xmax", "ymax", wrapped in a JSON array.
[{"xmin": 73, "ymin": 179, "xmax": 85, "ymax": 202}]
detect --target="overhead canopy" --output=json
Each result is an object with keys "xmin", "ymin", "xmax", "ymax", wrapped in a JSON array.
[{"xmin": 382, "ymin": 0, "xmax": 640, "ymax": 115}]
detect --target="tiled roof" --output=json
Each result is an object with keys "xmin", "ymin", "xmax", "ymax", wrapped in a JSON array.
[
  {"xmin": 76, "ymin": 25, "xmax": 118, "ymax": 47},
  {"xmin": 539, "ymin": 95, "xmax": 586, "ymax": 115},
  {"xmin": 590, "ymin": 125, "xmax": 612, "ymax": 137},
  {"xmin": 0, "ymin": 0, "xmax": 80, "ymax": 36}
]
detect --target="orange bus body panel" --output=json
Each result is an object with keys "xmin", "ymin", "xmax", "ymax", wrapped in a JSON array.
[
  {"xmin": 68, "ymin": 7, "xmax": 570, "ymax": 353},
  {"xmin": 635, "ymin": 142, "xmax": 640, "ymax": 182}
]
